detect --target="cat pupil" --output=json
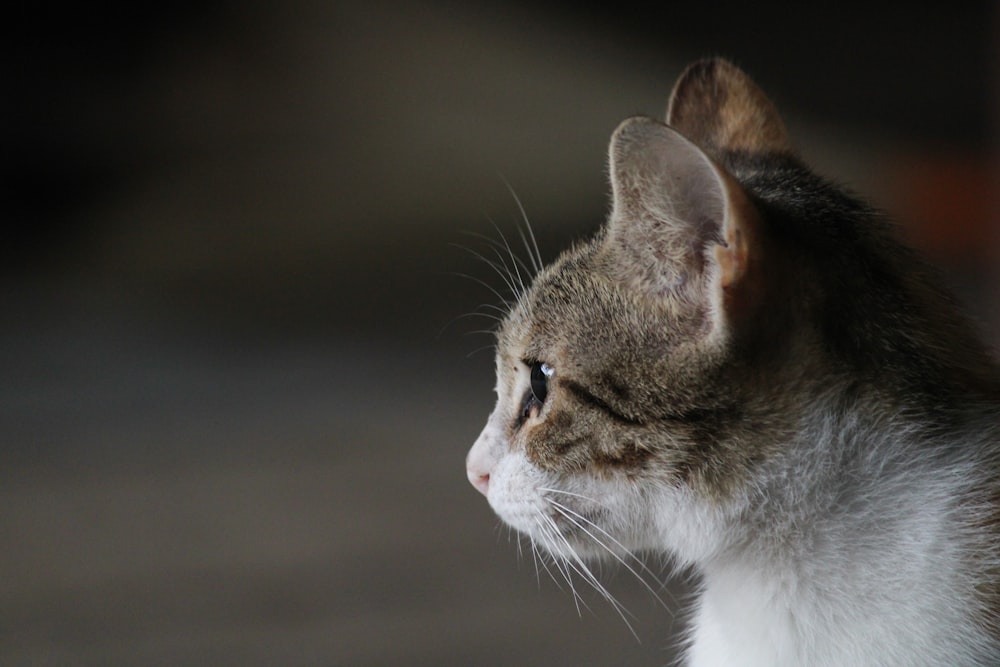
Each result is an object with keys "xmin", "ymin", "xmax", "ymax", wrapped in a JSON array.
[{"xmin": 530, "ymin": 361, "xmax": 552, "ymax": 404}]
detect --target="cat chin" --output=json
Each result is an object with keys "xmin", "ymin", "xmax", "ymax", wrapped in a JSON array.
[
  {"xmin": 497, "ymin": 506, "xmax": 640, "ymax": 564},
  {"xmin": 489, "ymin": 452, "xmax": 728, "ymax": 567},
  {"xmin": 485, "ymin": 450, "xmax": 663, "ymax": 561}
]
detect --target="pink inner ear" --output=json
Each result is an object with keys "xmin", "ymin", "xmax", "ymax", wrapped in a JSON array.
[
  {"xmin": 607, "ymin": 117, "xmax": 760, "ymax": 298},
  {"xmin": 714, "ymin": 169, "xmax": 760, "ymax": 291},
  {"xmin": 716, "ymin": 228, "xmax": 745, "ymax": 290}
]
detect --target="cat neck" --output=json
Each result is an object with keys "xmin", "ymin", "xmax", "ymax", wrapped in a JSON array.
[{"xmin": 678, "ymin": 394, "xmax": 999, "ymax": 665}]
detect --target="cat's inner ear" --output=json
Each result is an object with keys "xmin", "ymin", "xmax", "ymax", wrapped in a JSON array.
[
  {"xmin": 607, "ymin": 116, "xmax": 758, "ymax": 302},
  {"xmin": 666, "ymin": 58, "xmax": 792, "ymax": 156}
]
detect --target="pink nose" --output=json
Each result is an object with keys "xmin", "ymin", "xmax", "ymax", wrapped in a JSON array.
[{"xmin": 467, "ymin": 467, "xmax": 490, "ymax": 496}]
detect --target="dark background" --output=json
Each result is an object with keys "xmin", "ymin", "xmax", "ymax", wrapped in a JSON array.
[{"xmin": 3, "ymin": 2, "xmax": 998, "ymax": 665}]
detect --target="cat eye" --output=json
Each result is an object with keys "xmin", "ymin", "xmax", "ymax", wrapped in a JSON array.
[
  {"xmin": 530, "ymin": 361, "xmax": 554, "ymax": 405},
  {"xmin": 519, "ymin": 360, "xmax": 554, "ymax": 425}
]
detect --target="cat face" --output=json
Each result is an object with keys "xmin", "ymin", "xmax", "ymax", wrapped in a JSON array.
[
  {"xmin": 466, "ymin": 60, "xmax": 807, "ymax": 565},
  {"xmin": 466, "ymin": 240, "xmax": 733, "ymax": 562}
]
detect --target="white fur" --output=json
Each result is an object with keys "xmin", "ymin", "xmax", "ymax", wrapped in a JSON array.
[{"xmin": 469, "ymin": 388, "xmax": 1000, "ymax": 666}]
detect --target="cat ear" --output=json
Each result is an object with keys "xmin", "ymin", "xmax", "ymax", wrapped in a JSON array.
[
  {"xmin": 606, "ymin": 116, "xmax": 761, "ymax": 324},
  {"xmin": 666, "ymin": 58, "xmax": 792, "ymax": 156}
]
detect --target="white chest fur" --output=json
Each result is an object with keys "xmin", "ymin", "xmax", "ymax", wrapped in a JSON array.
[{"xmin": 679, "ymin": 473, "xmax": 990, "ymax": 667}]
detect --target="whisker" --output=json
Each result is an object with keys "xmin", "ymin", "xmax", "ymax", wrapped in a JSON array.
[
  {"xmin": 463, "ymin": 328, "xmax": 501, "ymax": 338},
  {"xmin": 493, "ymin": 520, "xmax": 505, "ymax": 544},
  {"xmin": 451, "ymin": 310, "xmax": 503, "ymax": 325},
  {"xmin": 538, "ymin": 487, "xmax": 608, "ymax": 507},
  {"xmin": 516, "ymin": 224, "xmax": 542, "ymax": 276},
  {"xmin": 436, "ymin": 310, "xmax": 501, "ymax": 341},
  {"xmin": 445, "ymin": 270, "xmax": 514, "ymax": 309},
  {"xmin": 451, "ymin": 243, "xmax": 522, "ymax": 301},
  {"xmin": 460, "ymin": 229, "xmax": 535, "ymax": 290},
  {"xmin": 501, "ymin": 177, "xmax": 544, "ymax": 274},
  {"xmin": 537, "ymin": 509, "xmax": 639, "ymax": 639},
  {"xmin": 484, "ymin": 218, "xmax": 528, "ymax": 297},
  {"xmin": 548, "ymin": 499, "xmax": 670, "ymax": 610},
  {"xmin": 473, "ymin": 302, "xmax": 510, "ymax": 316},
  {"xmin": 534, "ymin": 543, "xmax": 565, "ymax": 593},
  {"xmin": 529, "ymin": 538, "xmax": 542, "ymax": 588},
  {"xmin": 534, "ymin": 515, "xmax": 588, "ymax": 615},
  {"xmin": 540, "ymin": 489, "xmax": 674, "ymax": 606},
  {"xmin": 465, "ymin": 343, "xmax": 498, "ymax": 359},
  {"xmin": 479, "ymin": 237, "xmax": 524, "ymax": 299}
]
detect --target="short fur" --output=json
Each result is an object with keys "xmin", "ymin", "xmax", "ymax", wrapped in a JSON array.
[{"xmin": 466, "ymin": 58, "xmax": 1000, "ymax": 666}]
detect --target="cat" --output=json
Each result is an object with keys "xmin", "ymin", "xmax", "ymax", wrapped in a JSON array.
[{"xmin": 465, "ymin": 58, "xmax": 1000, "ymax": 666}]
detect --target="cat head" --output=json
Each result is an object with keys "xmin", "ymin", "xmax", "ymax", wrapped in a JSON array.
[{"xmin": 465, "ymin": 59, "xmax": 868, "ymax": 564}]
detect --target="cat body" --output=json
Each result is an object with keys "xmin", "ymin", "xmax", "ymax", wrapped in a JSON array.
[{"xmin": 466, "ymin": 59, "xmax": 1000, "ymax": 666}]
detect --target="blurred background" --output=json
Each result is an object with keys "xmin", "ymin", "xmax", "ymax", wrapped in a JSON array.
[{"xmin": 2, "ymin": 2, "xmax": 998, "ymax": 665}]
